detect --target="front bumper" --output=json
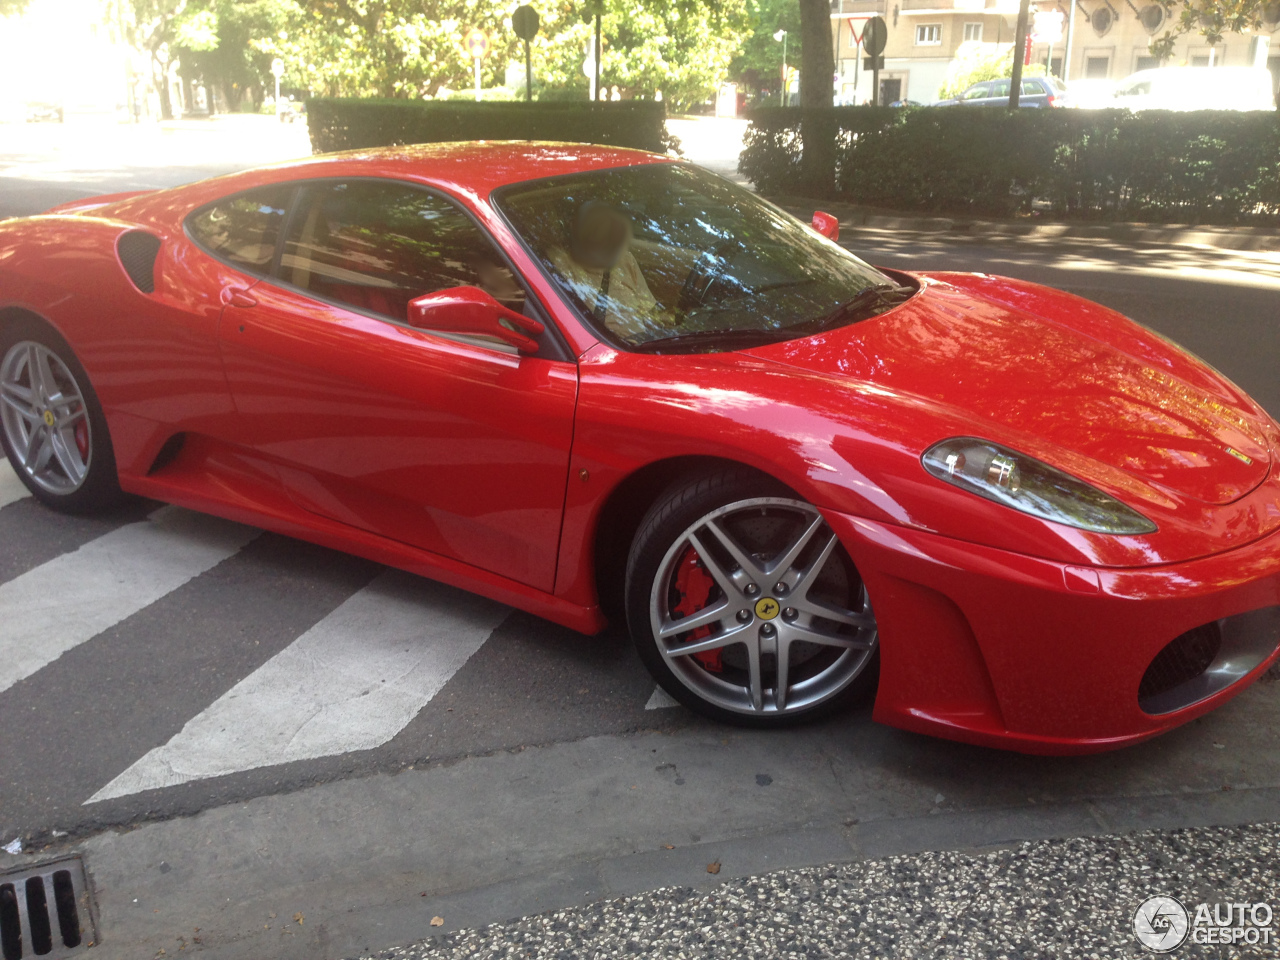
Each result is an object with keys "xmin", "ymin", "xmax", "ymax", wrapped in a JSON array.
[{"xmin": 828, "ymin": 512, "xmax": 1280, "ymax": 754}]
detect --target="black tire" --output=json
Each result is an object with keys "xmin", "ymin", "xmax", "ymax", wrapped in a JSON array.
[
  {"xmin": 625, "ymin": 466, "xmax": 879, "ymax": 728},
  {"xmin": 0, "ymin": 317, "xmax": 123, "ymax": 513}
]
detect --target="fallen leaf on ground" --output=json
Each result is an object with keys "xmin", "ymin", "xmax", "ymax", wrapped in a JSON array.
[
  {"xmin": 293, "ymin": 912, "xmax": 303, "ymax": 925},
  {"xmin": 662, "ymin": 844, "xmax": 674, "ymax": 850},
  {"xmin": 706, "ymin": 861, "xmax": 721, "ymax": 874},
  {"xmin": 431, "ymin": 916, "xmax": 444, "ymax": 927}
]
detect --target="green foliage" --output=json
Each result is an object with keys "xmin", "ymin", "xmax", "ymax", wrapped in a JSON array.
[
  {"xmin": 739, "ymin": 106, "xmax": 1280, "ymax": 224},
  {"xmin": 936, "ymin": 43, "xmax": 1045, "ymax": 101},
  {"xmin": 1151, "ymin": 0, "xmax": 1280, "ymax": 59},
  {"xmin": 306, "ymin": 97, "xmax": 671, "ymax": 153},
  {"xmin": 0, "ymin": 0, "xmax": 30, "ymax": 15},
  {"xmin": 727, "ymin": 0, "xmax": 801, "ymax": 94},
  {"xmin": 248, "ymin": 0, "xmax": 746, "ymax": 112}
]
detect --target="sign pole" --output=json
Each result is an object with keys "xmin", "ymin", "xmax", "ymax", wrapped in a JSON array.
[
  {"xmin": 511, "ymin": 6, "xmax": 540, "ymax": 103},
  {"xmin": 525, "ymin": 41, "xmax": 532, "ymax": 101},
  {"xmin": 594, "ymin": 12, "xmax": 602, "ymax": 101}
]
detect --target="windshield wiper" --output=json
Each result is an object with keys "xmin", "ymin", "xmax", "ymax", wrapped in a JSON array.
[
  {"xmin": 633, "ymin": 327, "xmax": 794, "ymax": 355},
  {"xmin": 801, "ymin": 282, "xmax": 915, "ymax": 334}
]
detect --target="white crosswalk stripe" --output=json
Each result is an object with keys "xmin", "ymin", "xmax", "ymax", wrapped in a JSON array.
[
  {"xmin": 645, "ymin": 685, "xmax": 680, "ymax": 710},
  {"xmin": 0, "ymin": 459, "xmax": 31, "ymax": 508},
  {"xmin": 0, "ymin": 506, "xmax": 259, "ymax": 694},
  {"xmin": 87, "ymin": 568, "xmax": 509, "ymax": 802}
]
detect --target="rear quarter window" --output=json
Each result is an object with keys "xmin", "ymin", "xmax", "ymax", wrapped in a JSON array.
[{"xmin": 186, "ymin": 185, "xmax": 293, "ymax": 275}]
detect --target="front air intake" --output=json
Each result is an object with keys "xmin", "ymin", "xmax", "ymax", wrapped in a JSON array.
[
  {"xmin": 116, "ymin": 230, "xmax": 162, "ymax": 294},
  {"xmin": 1139, "ymin": 607, "xmax": 1280, "ymax": 715}
]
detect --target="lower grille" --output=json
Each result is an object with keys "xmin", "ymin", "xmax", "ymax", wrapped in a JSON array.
[
  {"xmin": 1139, "ymin": 606, "xmax": 1280, "ymax": 716},
  {"xmin": 0, "ymin": 856, "xmax": 95, "ymax": 959},
  {"xmin": 1139, "ymin": 623, "xmax": 1221, "ymax": 706}
]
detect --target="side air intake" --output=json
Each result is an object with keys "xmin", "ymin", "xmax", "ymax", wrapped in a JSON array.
[{"xmin": 116, "ymin": 230, "xmax": 162, "ymax": 294}]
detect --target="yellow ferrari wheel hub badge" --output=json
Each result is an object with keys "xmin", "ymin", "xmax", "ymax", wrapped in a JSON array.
[
  {"xmin": 42, "ymin": 410, "xmax": 55, "ymax": 427},
  {"xmin": 754, "ymin": 597, "xmax": 780, "ymax": 621}
]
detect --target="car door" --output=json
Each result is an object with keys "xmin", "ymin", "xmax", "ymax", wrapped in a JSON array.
[{"xmin": 215, "ymin": 178, "xmax": 577, "ymax": 592}]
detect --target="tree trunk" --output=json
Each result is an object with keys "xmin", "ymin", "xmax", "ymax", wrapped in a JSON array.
[
  {"xmin": 797, "ymin": 0, "xmax": 833, "ymax": 109},
  {"xmin": 152, "ymin": 55, "xmax": 173, "ymax": 120},
  {"xmin": 797, "ymin": 0, "xmax": 836, "ymax": 196}
]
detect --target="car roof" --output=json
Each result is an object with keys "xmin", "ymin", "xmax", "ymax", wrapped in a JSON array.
[{"xmin": 181, "ymin": 141, "xmax": 674, "ymax": 204}]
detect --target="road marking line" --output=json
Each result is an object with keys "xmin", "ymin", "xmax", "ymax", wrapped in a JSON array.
[
  {"xmin": 0, "ymin": 506, "xmax": 259, "ymax": 694},
  {"xmin": 0, "ymin": 460, "xmax": 30, "ymax": 508},
  {"xmin": 645, "ymin": 685, "xmax": 680, "ymax": 710},
  {"xmin": 87, "ymin": 569, "xmax": 509, "ymax": 802}
]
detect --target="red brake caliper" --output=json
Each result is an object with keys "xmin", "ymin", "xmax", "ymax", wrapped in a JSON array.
[
  {"xmin": 74, "ymin": 420, "xmax": 89, "ymax": 460},
  {"xmin": 672, "ymin": 546, "xmax": 723, "ymax": 673}
]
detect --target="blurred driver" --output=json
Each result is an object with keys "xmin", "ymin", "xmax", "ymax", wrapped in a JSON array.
[{"xmin": 549, "ymin": 201, "xmax": 663, "ymax": 338}]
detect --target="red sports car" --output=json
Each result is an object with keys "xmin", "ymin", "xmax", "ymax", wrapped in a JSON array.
[{"xmin": 2, "ymin": 143, "xmax": 1278, "ymax": 753}]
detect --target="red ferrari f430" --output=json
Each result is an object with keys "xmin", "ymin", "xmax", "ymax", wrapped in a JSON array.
[{"xmin": 2, "ymin": 142, "xmax": 1278, "ymax": 753}]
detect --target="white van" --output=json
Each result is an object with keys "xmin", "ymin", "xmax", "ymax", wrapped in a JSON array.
[{"xmin": 1111, "ymin": 66, "xmax": 1276, "ymax": 111}]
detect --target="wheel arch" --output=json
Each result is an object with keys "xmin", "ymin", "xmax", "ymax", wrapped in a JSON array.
[{"xmin": 589, "ymin": 454, "xmax": 799, "ymax": 626}]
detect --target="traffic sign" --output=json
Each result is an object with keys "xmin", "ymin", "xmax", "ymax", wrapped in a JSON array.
[
  {"xmin": 863, "ymin": 16, "xmax": 888, "ymax": 57},
  {"xmin": 464, "ymin": 29, "xmax": 490, "ymax": 59},
  {"xmin": 512, "ymin": 5, "xmax": 539, "ymax": 42},
  {"xmin": 863, "ymin": 55, "xmax": 885, "ymax": 70}
]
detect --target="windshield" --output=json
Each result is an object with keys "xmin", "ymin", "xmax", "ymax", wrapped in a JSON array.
[{"xmin": 493, "ymin": 162, "xmax": 896, "ymax": 353}]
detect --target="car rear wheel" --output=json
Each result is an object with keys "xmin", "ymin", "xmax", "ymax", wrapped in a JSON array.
[
  {"xmin": 626, "ymin": 468, "xmax": 878, "ymax": 727},
  {"xmin": 0, "ymin": 320, "xmax": 122, "ymax": 513}
]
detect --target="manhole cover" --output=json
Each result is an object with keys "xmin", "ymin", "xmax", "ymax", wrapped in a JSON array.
[{"xmin": 0, "ymin": 855, "xmax": 96, "ymax": 958}]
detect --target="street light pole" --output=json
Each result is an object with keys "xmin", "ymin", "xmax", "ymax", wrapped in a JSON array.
[{"xmin": 774, "ymin": 29, "xmax": 788, "ymax": 106}]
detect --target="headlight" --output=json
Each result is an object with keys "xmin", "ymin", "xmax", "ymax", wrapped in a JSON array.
[{"xmin": 922, "ymin": 438, "xmax": 1157, "ymax": 535}]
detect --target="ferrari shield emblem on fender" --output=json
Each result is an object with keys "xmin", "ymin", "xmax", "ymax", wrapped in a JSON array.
[{"xmin": 1225, "ymin": 447, "xmax": 1253, "ymax": 465}]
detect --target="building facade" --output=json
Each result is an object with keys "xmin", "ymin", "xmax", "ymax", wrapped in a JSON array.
[{"xmin": 831, "ymin": 0, "xmax": 1280, "ymax": 105}]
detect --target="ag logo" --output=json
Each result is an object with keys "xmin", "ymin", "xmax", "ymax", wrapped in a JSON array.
[
  {"xmin": 754, "ymin": 597, "xmax": 780, "ymax": 621},
  {"xmin": 1134, "ymin": 896, "xmax": 1190, "ymax": 953}
]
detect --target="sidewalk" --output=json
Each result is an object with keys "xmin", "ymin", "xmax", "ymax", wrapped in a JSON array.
[
  {"xmin": 769, "ymin": 196, "xmax": 1280, "ymax": 254},
  {"xmin": 367, "ymin": 820, "xmax": 1280, "ymax": 959}
]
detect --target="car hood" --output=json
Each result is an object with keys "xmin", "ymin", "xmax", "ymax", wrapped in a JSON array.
[{"xmin": 745, "ymin": 273, "xmax": 1272, "ymax": 507}]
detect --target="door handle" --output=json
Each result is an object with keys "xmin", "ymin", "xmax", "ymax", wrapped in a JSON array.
[{"xmin": 221, "ymin": 287, "xmax": 258, "ymax": 308}]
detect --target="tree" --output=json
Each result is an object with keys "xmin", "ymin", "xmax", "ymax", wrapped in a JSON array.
[
  {"xmin": 728, "ymin": 0, "xmax": 802, "ymax": 99},
  {"xmin": 1150, "ymin": 0, "xmax": 1280, "ymax": 59},
  {"xmin": 795, "ymin": 0, "xmax": 831, "ymax": 108},
  {"xmin": 174, "ymin": 0, "xmax": 294, "ymax": 111},
  {"xmin": 251, "ymin": 0, "xmax": 746, "ymax": 110},
  {"xmin": 0, "ymin": 0, "xmax": 31, "ymax": 15},
  {"xmin": 109, "ymin": 0, "xmax": 207, "ymax": 119}
]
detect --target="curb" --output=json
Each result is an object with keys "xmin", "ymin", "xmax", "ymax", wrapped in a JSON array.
[{"xmin": 771, "ymin": 196, "xmax": 1280, "ymax": 253}]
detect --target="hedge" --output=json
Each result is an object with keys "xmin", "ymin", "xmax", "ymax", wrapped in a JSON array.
[
  {"xmin": 307, "ymin": 98, "xmax": 671, "ymax": 155},
  {"xmin": 739, "ymin": 106, "xmax": 1280, "ymax": 225}
]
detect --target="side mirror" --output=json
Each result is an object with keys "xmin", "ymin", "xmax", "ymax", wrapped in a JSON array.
[
  {"xmin": 811, "ymin": 211, "xmax": 839, "ymax": 241},
  {"xmin": 407, "ymin": 286, "xmax": 544, "ymax": 354}
]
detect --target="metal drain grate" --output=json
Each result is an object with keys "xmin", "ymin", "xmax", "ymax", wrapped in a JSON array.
[{"xmin": 0, "ymin": 856, "xmax": 96, "ymax": 959}]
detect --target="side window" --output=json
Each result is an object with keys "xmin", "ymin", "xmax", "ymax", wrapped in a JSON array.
[
  {"xmin": 187, "ymin": 186, "xmax": 292, "ymax": 275},
  {"xmin": 278, "ymin": 180, "xmax": 525, "ymax": 325},
  {"xmin": 1021, "ymin": 80, "xmax": 1044, "ymax": 95},
  {"xmin": 990, "ymin": 80, "xmax": 1011, "ymax": 98},
  {"xmin": 963, "ymin": 83, "xmax": 989, "ymax": 100}
]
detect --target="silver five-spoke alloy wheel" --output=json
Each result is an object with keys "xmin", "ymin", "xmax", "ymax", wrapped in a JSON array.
[
  {"xmin": 1, "ymin": 340, "xmax": 93, "ymax": 495},
  {"xmin": 649, "ymin": 496, "xmax": 877, "ymax": 717}
]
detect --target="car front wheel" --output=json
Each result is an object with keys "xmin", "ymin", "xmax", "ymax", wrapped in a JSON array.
[{"xmin": 626, "ymin": 468, "xmax": 878, "ymax": 727}]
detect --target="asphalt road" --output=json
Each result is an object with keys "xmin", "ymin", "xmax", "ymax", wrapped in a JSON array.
[{"xmin": 1, "ymin": 117, "xmax": 1278, "ymax": 959}]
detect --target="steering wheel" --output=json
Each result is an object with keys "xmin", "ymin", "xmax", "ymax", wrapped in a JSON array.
[{"xmin": 677, "ymin": 240, "xmax": 741, "ymax": 314}]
